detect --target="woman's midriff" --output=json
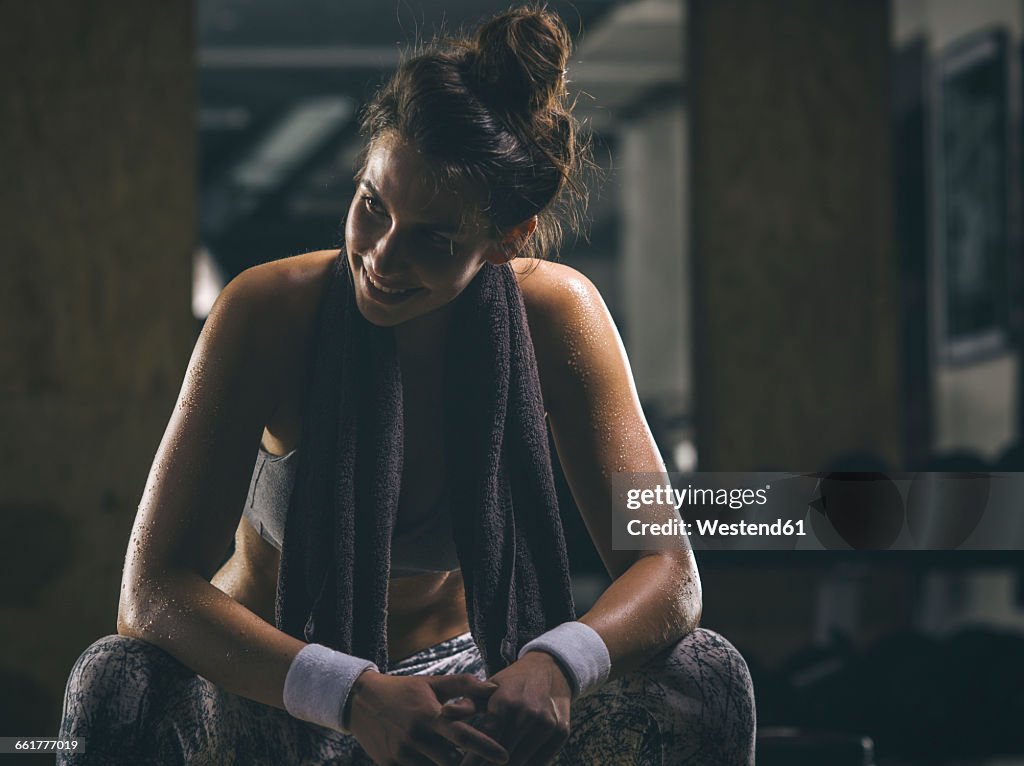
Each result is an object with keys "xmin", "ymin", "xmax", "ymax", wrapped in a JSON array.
[
  {"xmin": 219, "ymin": 517, "xmax": 470, "ymax": 663},
  {"xmin": 386, "ymin": 569, "xmax": 471, "ymax": 661}
]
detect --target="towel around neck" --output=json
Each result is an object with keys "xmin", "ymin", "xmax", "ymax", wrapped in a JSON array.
[{"xmin": 274, "ymin": 249, "xmax": 576, "ymax": 674}]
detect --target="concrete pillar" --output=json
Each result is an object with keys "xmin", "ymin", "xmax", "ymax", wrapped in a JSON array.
[
  {"xmin": 688, "ymin": 0, "xmax": 903, "ymax": 470},
  {"xmin": 0, "ymin": 2, "xmax": 195, "ymax": 732},
  {"xmin": 621, "ymin": 102, "xmax": 691, "ymax": 414}
]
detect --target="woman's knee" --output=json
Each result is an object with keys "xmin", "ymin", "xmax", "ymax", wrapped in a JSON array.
[
  {"xmin": 60, "ymin": 634, "xmax": 192, "ymax": 750},
  {"xmin": 656, "ymin": 628, "xmax": 754, "ymax": 698},
  {"xmin": 615, "ymin": 628, "xmax": 756, "ymax": 765},
  {"xmin": 64, "ymin": 634, "xmax": 187, "ymax": 705},
  {"xmin": 649, "ymin": 628, "xmax": 756, "ymax": 726}
]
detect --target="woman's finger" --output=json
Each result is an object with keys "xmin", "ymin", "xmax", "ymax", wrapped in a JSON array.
[
  {"xmin": 437, "ymin": 718, "xmax": 509, "ymax": 764},
  {"xmin": 503, "ymin": 715, "xmax": 569, "ymax": 765},
  {"xmin": 412, "ymin": 728, "xmax": 467, "ymax": 766},
  {"xmin": 428, "ymin": 674, "xmax": 499, "ymax": 703},
  {"xmin": 441, "ymin": 697, "xmax": 479, "ymax": 719},
  {"xmin": 502, "ymin": 721, "xmax": 552, "ymax": 766},
  {"xmin": 495, "ymin": 716, "xmax": 531, "ymax": 760},
  {"xmin": 453, "ymin": 712, "xmax": 508, "ymax": 766}
]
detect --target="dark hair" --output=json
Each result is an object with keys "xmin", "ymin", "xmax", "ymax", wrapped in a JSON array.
[{"xmin": 357, "ymin": 5, "xmax": 592, "ymax": 260}]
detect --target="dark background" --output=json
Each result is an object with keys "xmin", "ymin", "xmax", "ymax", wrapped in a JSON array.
[{"xmin": 2, "ymin": 1, "xmax": 1023, "ymax": 763}]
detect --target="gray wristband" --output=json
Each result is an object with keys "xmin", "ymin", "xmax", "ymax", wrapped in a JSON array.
[
  {"xmin": 518, "ymin": 621, "xmax": 611, "ymax": 699},
  {"xmin": 283, "ymin": 643, "xmax": 378, "ymax": 733}
]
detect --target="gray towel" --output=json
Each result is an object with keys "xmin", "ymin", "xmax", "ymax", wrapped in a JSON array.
[{"xmin": 275, "ymin": 250, "xmax": 575, "ymax": 674}]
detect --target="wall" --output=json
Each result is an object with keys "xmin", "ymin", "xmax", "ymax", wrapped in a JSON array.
[
  {"xmin": 621, "ymin": 102, "xmax": 692, "ymax": 412},
  {"xmin": 0, "ymin": 1, "xmax": 196, "ymax": 735},
  {"xmin": 688, "ymin": 0, "xmax": 903, "ymax": 471},
  {"xmin": 894, "ymin": 0, "xmax": 1024, "ymax": 459}
]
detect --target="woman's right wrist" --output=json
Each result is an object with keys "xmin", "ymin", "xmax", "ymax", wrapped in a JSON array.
[
  {"xmin": 283, "ymin": 643, "xmax": 379, "ymax": 733},
  {"xmin": 342, "ymin": 665, "xmax": 382, "ymax": 731}
]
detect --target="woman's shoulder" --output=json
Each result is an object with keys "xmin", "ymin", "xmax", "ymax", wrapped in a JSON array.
[
  {"xmin": 219, "ymin": 249, "xmax": 338, "ymax": 342},
  {"xmin": 216, "ymin": 250, "xmax": 338, "ymax": 452},
  {"xmin": 234, "ymin": 248, "xmax": 338, "ymax": 314},
  {"xmin": 510, "ymin": 258, "xmax": 620, "ymax": 412},
  {"xmin": 510, "ymin": 257, "xmax": 608, "ymax": 334}
]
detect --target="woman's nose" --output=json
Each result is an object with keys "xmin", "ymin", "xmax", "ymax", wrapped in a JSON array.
[{"xmin": 373, "ymin": 227, "xmax": 408, "ymax": 274}]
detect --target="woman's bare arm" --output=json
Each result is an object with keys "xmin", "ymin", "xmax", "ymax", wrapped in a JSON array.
[
  {"xmin": 117, "ymin": 253, "xmax": 331, "ymax": 709},
  {"xmin": 524, "ymin": 262, "xmax": 702, "ymax": 680}
]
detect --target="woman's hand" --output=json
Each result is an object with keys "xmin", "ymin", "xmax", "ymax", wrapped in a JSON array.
[
  {"xmin": 348, "ymin": 671, "xmax": 510, "ymax": 766},
  {"xmin": 442, "ymin": 652, "xmax": 573, "ymax": 766}
]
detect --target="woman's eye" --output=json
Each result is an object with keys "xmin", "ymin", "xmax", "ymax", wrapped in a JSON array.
[
  {"xmin": 362, "ymin": 195, "xmax": 385, "ymax": 215},
  {"xmin": 427, "ymin": 234, "xmax": 459, "ymax": 256}
]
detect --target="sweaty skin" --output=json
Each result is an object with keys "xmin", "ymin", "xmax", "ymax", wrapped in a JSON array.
[{"xmin": 118, "ymin": 136, "xmax": 701, "ymax": 762}]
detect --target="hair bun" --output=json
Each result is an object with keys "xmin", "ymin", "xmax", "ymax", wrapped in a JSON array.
[{"xmin": 470, "ymin": 6, "xmax": 572, "ymax": 117}]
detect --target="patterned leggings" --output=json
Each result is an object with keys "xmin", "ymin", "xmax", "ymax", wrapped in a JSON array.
[{"xmin": 58, "ymin": 628, "xmax": 754, "ymax": 765}]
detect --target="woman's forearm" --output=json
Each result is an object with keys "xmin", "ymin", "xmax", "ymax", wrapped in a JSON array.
[
  {"xmin": 578, "ymin": 551, "xmax": 702, "ymax": 680},
  {"xmin": 117, "ymin": 569, "xmax": 305, "ymax": 709}
]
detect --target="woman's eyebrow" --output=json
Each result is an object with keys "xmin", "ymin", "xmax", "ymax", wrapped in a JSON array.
[
  {"xmin": 359, "ymin": 178, "xmax": 463, "ymax": 236},
  {"xmin": 359, "ymin": 178, "xmax": 383, "ymax": 198}
]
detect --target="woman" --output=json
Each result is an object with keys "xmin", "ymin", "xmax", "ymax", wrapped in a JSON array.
[{"xmin": 59, "ymin": 7, "xmax": 755, "ymax": 765}]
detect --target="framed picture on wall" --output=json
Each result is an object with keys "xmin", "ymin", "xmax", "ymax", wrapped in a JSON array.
[{"xmin": 935, "ymin": 28, "xmax": 1011, "ymax": 364}]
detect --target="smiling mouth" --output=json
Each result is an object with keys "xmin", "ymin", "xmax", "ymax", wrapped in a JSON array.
[
  {"xmin": 366, "ymin": 269, "xmax": 414, "ymax": 294},
  {"xmin": 361, "ymin": 265, "xmax": 423, "ymax": 304}
]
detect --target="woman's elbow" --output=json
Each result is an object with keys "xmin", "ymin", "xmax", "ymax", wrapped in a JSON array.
[
  {"xmin": 667, "ymin": 550, "xmax": 703, "ymax": 632},
  {"xmin": 116, "ymin": 566, "xmax": 171, "ymax": 639},
  {"xmin": 116, "ymin": 580, "xmax": 150, "ymax": 638}
]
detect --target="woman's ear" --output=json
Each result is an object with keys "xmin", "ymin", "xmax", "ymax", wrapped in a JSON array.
[{"xmin": 482, "ymin": 217, "xmax": 538, "ymax": 265}]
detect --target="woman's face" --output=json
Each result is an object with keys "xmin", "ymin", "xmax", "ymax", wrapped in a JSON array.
[{"xmin": 344, "ymin": 134, "xmax": 505, "ymax": 328}]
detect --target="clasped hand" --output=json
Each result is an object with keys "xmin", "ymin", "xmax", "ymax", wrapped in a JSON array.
[
  {"xmin": 443, "ymin": 651, "xmax": 573, "ymax": 766},
  {"xmin": 348, "ymin": 651, "xmax": 572, "ymax": 766}
]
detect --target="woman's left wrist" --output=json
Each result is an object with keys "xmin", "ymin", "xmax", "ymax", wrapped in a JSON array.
[
  {"xmin": 518, "ymin": 621, "xmax": 612, "ymax": 699},
  {"xmin": 518, "ymin": 649, "xmax": 574, "ymax": 698}
]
